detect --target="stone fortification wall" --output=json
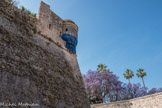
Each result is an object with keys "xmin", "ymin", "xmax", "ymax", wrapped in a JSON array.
[
  {"xmin": 37, "ymin": 1, "xmax": 65, "ymax": 48},
  {"xmin": 37, "ymin": 2, "xmax": 79, "ymax": 54},
  {"xmin": 91, "ymin": 92, "xmax": 162, "ymax": 108},
  {"xmin": 0, "ymin": 0, "xmax": 37, "ymax": 35},
  {"xmin": 0, "ymin": 0, "xmax": 90, "ymax": 107}
]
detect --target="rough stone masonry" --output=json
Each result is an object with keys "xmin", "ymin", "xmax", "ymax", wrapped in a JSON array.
[
  {"xmin": 91, "ymin": 92, "xmax": 162, "ymax": 108},
  {"xmin": 0, "ymin": 0, "xmax": 90, "ymax": 108}
]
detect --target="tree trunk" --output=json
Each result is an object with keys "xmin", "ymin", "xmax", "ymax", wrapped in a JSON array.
[
  {"xmin": 128, "ymin": 79, "xmax": 131, "ymax": 84},
  {"xmin": 142, "ymin": 77, "xmax": 146, "ymax": 90},
  {"xmin": 128, "ymin": 79, "xmax": 133, "ymax": 98}
]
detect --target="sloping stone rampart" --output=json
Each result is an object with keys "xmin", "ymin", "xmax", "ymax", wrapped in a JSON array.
[{"xmin": 91, "ymin": 92, "xmax": 162, "ymax": 108}]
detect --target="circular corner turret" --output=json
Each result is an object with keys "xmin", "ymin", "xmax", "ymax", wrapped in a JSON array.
[
  {"xmin": 61, "ymin": 20, "xmax": 78, "ymax": 54},
  {"xmin": 63, "ymin": 20, "xmax": 78, "ymax": 37}
]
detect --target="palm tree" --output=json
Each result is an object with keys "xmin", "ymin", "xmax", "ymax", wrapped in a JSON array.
[
  {"xmin": 123, "ymin": 69, "xmax": 134, "ymax": 98},
  {"xmin": 97, "ymin": 64, "xmax": 109, "ymax": 72},
  {"xmin": 123, "ymin": 69, "xmax": 134, "ymax": 84},
  {"xmin": 136, "ymin": 68, "xmax": 146, "ymax": 89}
]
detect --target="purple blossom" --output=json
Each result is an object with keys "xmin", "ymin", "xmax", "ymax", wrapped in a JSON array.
[
  {"xmin": 83, "ymin": 70, "xmax": 123, "ymax": 103},
  {"xmin": 148, "ymin": 87, "xmax": 162, "ymax": 94},
  {"xmin": 83, "ymin": 70, "xmax": 148, "ymax": 103}
]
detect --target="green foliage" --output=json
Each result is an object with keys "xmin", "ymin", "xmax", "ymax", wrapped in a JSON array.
[
  {"xmin": 136, "ymin": 68, "xmax": 146, "ymax": 78},
  {"xmin": 8, "ymin": 0, "xmax": 37, "ymax": 18},
  {"xmin": 32, "ymin": 27, "xmax": 37, "ymax": 34},
  {"xmin": 136, "ymin": 68, "xmax": 147, "ymax": 88},
  {"xmin": 20, "ymin": 6, "xmax": 25, "ymax": 11},
  {"xmin": 20, "ymin": 6, "xmax": 37, "ymax": 18},
  {"xmin": 123, "ymin": 69, "xmax": 134, "ymax": 84},
  {"xmin": 7, "ymin": 0, "xmax": 18, "ymax": 6},
  {"xmin": 26, "ymin": 10, "xmax": 31, "ymax": 15},
  {"xmin": 7, "ymin": 0, "xmax": 12, "ymax": 3},
  {"xmin": 123, "ymin": 69, "xmax": 134, "ymax": 79},
  {"xmin": 88, "ymin": 97, "xmax": 102, "ymax": 104},
  {"xmin": 26, "ymin": 10, "xmax": 36, "ymax": 18},
  {"xmin": 97, "ymin": 64, "xmax": 109, "ymax": 72},
  {"xmin": 31, "ymin": 13, "xmax": 37, "ymax": 18}
]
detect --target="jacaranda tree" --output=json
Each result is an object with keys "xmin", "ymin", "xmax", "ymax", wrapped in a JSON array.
[
  {"xmin": 148, "ymin": 88, "xmax": 162, "ymax": 94},
  {"xmin": 121, "ymin": 83, "xmax": 147, "ymax": 100},
  {"xmin": 83, "ymin": 70, "xmax": 122, "ymax": 104},
  {"xmin": 83, "ymin": 70, "xmax": 148, "ymax": 104}
]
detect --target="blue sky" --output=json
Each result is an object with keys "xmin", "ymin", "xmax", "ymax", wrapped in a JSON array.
[{"xmin": 17, "ymin": 0, "xmax": 162, "ymax": 89}]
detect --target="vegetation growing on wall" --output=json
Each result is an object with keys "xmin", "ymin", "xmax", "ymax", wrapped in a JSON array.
[
  {"xmin": 20, "ymin": 6, "xmax": 37, "ymax": 18},
  {"xmin": 7, "ymin": 0, "xmax": 18, "ymax": 6},
  {"xmin": 7, "ymin": 0, "xmax": 37, "ymax": 18}
]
